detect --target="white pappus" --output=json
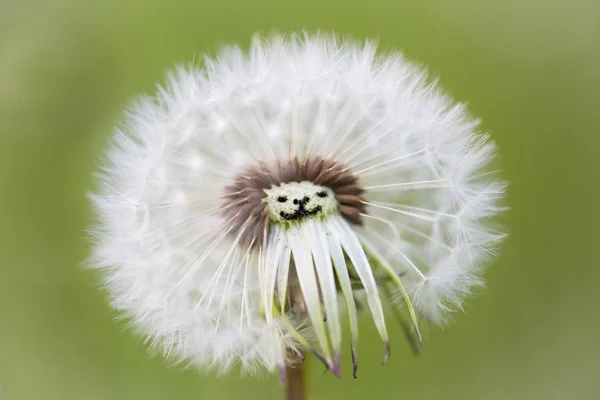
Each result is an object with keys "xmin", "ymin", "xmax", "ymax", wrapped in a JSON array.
[{"xmin": 88, "ymin": 31, "xmax": 506, "ymax": 378}]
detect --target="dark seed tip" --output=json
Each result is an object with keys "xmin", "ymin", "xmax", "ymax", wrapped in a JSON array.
[
  {"xmin": 332, "ymin": 365, "xmax": 341, "ymax": 379},
  {"xmin": 278, "ymin": 365, "xmax": 286, "ymax": 383},
  {"xmin": 381, "ymin": 342, "xmax": 391, "ymax": 365}
]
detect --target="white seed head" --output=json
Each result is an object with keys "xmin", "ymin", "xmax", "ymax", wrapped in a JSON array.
[{"xmin": 88, "ymin": 31, "xmax": 507, "ymax": 377}]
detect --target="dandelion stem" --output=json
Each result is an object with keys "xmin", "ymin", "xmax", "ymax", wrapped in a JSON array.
[{"xmin": 284, "ymin": 356, "xmax": 307, "ymax": 400}]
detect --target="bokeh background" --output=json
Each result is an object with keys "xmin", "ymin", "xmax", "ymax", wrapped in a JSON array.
[{"xmin": 1, "ymin": 0, "xmax": 599, "ymax": 399}]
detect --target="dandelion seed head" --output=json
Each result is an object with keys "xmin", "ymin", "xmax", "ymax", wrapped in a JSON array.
[{"xmin": 88, "ymin": 31, "xmax": 506, "ymax": 376}]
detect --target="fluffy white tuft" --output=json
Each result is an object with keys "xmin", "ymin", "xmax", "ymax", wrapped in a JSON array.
[{"xmin": 88, "ymin": 31, "xmax": 506, "ymax": 374}]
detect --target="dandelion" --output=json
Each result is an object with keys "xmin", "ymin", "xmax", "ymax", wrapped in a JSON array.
[{"xmin": 88, "ymin": 31, "xmax": 506, "ymax": 390}]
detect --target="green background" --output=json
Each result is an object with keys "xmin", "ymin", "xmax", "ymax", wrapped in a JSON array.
[{"xmin": 1, "ymin": 1, "xmax": 599, "ymax": 399}]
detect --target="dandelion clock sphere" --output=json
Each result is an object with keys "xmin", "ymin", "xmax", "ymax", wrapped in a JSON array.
[{"xmin": 89, "ymin": 32, "xmax": 506, "ymax": 385}]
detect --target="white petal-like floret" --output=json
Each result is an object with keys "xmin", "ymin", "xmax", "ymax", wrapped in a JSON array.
[{"xmin": 88, "ymin": 31, "xmax": 505, "ymax": 374}]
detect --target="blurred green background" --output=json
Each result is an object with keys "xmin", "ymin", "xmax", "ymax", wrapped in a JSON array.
[{"xmin": 1, "ymin": 0, "xmax": 599, "ymax": 399}]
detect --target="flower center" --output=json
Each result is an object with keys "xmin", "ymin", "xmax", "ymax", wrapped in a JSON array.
[
  {"xmin": 264, "ymin": 181, "xmax": 338, "ymax": 225},
  {"xmin": 220, "ymin": 157, "xmax": 367, "ymax": 249}
]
